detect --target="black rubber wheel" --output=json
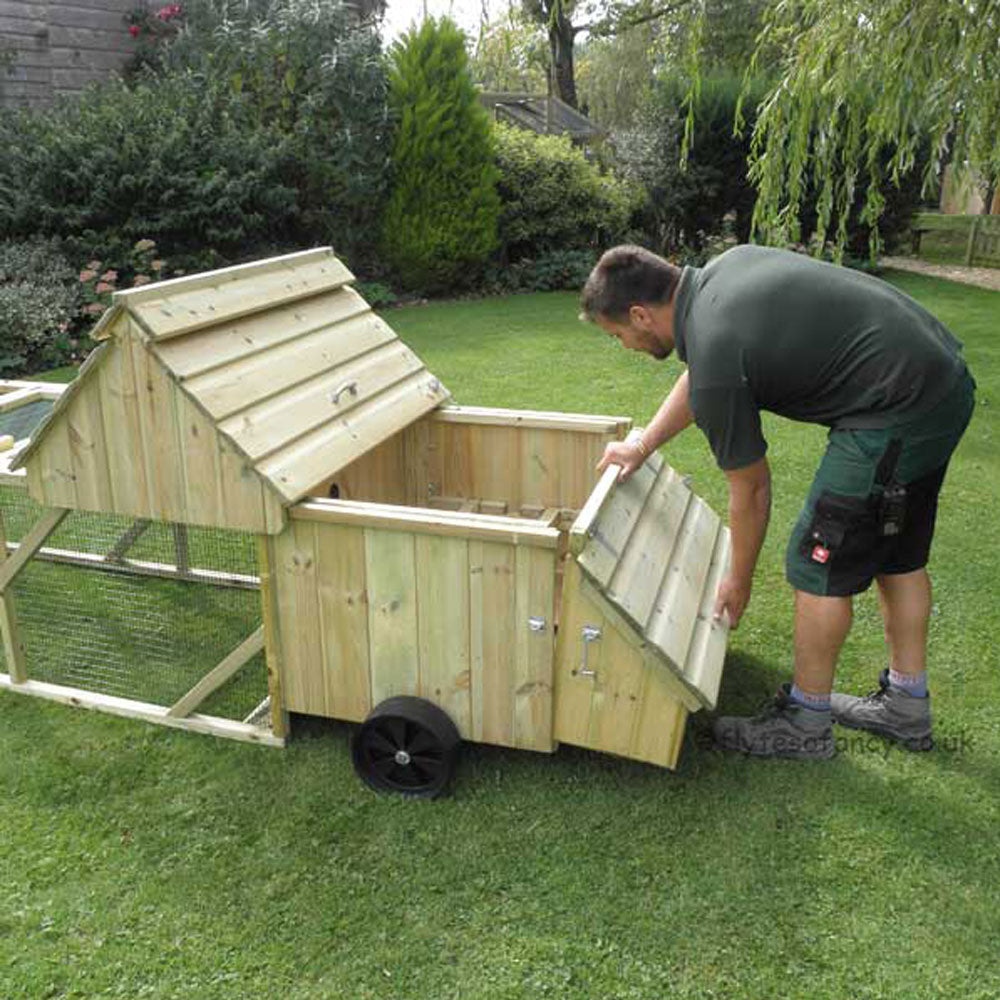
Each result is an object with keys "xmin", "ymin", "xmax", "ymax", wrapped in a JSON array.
[{"xmin": 351, "ymin": 697, "xmax": 461, "ymax": 798}]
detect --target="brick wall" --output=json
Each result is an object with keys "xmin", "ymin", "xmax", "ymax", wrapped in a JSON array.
[{"xmin": 1, "ymin": 0, "xmax": 139, "ymax": 109}]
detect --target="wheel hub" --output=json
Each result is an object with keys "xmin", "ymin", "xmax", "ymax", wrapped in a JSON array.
[{"xmin": 394, "ymin": 749, "xmax": 412, "ymax": 766}]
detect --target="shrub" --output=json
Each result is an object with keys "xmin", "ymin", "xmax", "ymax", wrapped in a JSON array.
[
  {"xmin": 381, "ymin": 18, "xmax": 501, "ymax": 293},
  {"xmin": 0, "ymin": 74, "xmax": 299, "ymax": 270},
  {"xmin": 482, "ymin": 248, "xmax": 597, "ymax": 294},
  {"xmin": 0, "ymin": 239, "xmax": 81, "ymax": 375},
  {"xmin": 614, "ymin": 72, "xmax": 768, "ymax": 256},
  {"xmin": 493, "ymin": 123, "xmax": 636, "ymax": 262}
]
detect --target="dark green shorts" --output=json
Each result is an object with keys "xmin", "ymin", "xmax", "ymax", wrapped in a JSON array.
[{"xmin": 786, "ymin": 370, "xmax": 976, "ymax": 597}]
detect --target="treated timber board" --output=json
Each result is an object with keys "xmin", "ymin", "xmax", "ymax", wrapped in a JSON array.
[
  {"xmin": 366, "ymin": 529, "xmax": 420, "ymax": 705},
  {"xmin": 151, "ymin": 286, "xmax": 370, "ymax": 380},
  {"xmin": 219, "ymin": 340, "xmax": 424, "ymax": 461},
  {"xmin": 469, "ymin": 540, "xmax": 517, "ymax": 747},
  {"xmin": 121, "ymin": 251, "xmax": 353, "ymax": 340},
  {"xmin": 293, "ymin": 499, "xmax": 560, "ymax": 547},
  {"xmin": 259, "ymin": 372, "xmax": 448, "ymax": 502},
  {"xmin": 185, "ymin": 311, "xmax": 397, "ymax": 421},
  {"xmin": 645, "ymin": 497, "xmax": 721, "ymax": 670},
  {"xmin": 415, "ymin": 534, "xmax": 472, "ymax": 736},
  {"xmin": 606, "ymin": 463, "xmax": 692, "ymax": 629},
  {"xmin": 512, "ymin": 544, "xmax": 556, "ymax": 751},
  {"xmin": 66, "ymin": 367, "xmax": 114, "ymax": 512},
  {"xmin": 577, "ymin": 457, "xmax": 660, "ymax": 588},
  {"xmin": 0, "ymin": 675, "xmax": 284, "ymax": 747},
  {"xmin": 257, "ymin": 536, "xmax": 289, "ymax": 739},
  {"xmin": 0, "ymin": 508, "xmax": 26, "ymax": 683},
  {"xmin": 431, "ymin": 406, "xmax": 631, "ymax": 436},
  {"xmin": 314, "ymin": 522, "xmax": 371, "ymax": 722},
  {"xmin": 0, "ymin": 507, "xmax": 68, "ymax": 595},
  {"xmin": 167, "ymin": 626, "xmax": 265, "ymax": 719},
  {"xmin": 680, "ymin": 526, "xmax": 732, "ymax": 710}
]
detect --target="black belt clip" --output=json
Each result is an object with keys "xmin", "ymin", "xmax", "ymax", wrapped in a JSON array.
[{"xmin": 874, "ymin": 438, "xmax": 906, "ymax": 537}]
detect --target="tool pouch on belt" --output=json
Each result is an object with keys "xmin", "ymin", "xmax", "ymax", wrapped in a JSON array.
[{"xmin": 800, "ymin": 492, "xmax": 874, "ymax": 566}]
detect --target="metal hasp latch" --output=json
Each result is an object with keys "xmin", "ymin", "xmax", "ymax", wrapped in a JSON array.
[
  {"xmin": 578, "ymin": 625, "xmax": 602, "ymax": 678},
  {"xmin": 528, "ymin": 617, "xmax": 547, "ymax": 633}
]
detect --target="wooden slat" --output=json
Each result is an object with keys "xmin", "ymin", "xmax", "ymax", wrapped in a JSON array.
[
  {"xmin": 0, "ymin": 507, "xmax": 27, "ymax": 683},
  {"xmin": 645, "ymin": 497, "xmax": 721, "ymax": 670},
  {"xmin": 257, "ymin": 537, "xmax": 289, "ymax": 739},
  {"xmin": 292, "ymin": 498, "xmax": 560, "ymax": 548},
  {"xmin": 431, "ymin": 405, "xmax": 631, "ymax": 435},
  {"xmin": 576, "ymin": 457, "xmax": 660, "ymax": 588},
  {"xmin": 66, "ymin": 367, "xmax": 114, "ymax": 512},
  {"xmin": 167, "ymin": 626, "xmax": 265, "ymax": 718},
  {"xmin": 183, "ymin": 310, "xmax": 396, "ymax": 420},
  {"xmin": 607, "ymin": 463, "xmax": 692, "ymax": 629},
  {"xmin": 512, "ymin": 544, "xmax": 556, "ymax": 751},
  {"xmin": 630, "ymin": 665, "xmax": 689, "ymax": 769},
  {"xmin": 176, "ymin": 390, "xmax": 224, "ymax": 528},
  {"xmin": 153, "ymin": 286, "xmax": 370, "ymax": 380},
  {"xmin": 366, "ymin": 529, "xmax": 419, "ymax": 705},
  {"xmin": 314, "ymin": 522, "xmax": 371, "ymax": 722},
  {"xmin": 470, "ymin": 540, "xmax": 517, "ymax": 747},
  {"xmin": 219, "ymin": 340, "xmax": 424, "ymax": 461},
  {"xmin": 415, "ymin": 535, "xmax": 472, "ymax": 736},
  {"xmin": 0, "ymin": 674, "xmax": 284, "ymax": 748},
  {"xmin": 119, "ymin": 250, "xmax": 352, "ymax": 340},
  {"xmin": 0, "ymin": 507, "xmax": 68, "ymax": 594},
  {"xmin": 569, "ymin": 464, "xmax": 620, "ymax": 555},
  {"xmin": 586, "ymin": 622, "xmax": 646, "ymax": 759},
  {"xmin": 680, "ymin": 526, "xmax": 732, "ymax": 709},
  {"xmin": 258, "ymin": 371, "xmax": 448, "ymax": 502}
]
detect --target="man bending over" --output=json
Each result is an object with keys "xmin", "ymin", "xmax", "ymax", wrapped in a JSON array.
[{"xmin": 583, "ymin": 244, "xmax": 975, "ymax": 760}]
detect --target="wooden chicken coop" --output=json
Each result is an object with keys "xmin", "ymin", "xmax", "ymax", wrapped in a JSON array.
[{"xmin": 0, "ymin": 248, "xmax": 730, "ymax": 793}]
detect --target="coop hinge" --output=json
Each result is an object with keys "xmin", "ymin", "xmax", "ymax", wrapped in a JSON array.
[
  {"xmin": 528, "ymin": 616, "xmax": 547, "ymax": 633},
  {"xmin": 579, "ymin": 625, "xmax": 602, "ymax": 678}
]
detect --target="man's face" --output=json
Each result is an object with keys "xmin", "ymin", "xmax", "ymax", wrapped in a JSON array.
[{"xmin": 596, "ymin": 306, "xmax": 672, "ymax": 360}]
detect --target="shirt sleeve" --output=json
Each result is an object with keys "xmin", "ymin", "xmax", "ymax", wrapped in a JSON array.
[{"xmin": 690, "ymin": 383, "xmax": 768, "ymax": 471}]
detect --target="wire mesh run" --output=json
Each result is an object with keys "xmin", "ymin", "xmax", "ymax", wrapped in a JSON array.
[{"xmin": 0, "ymin": 487, "xmax": 268, "ymax": 722}]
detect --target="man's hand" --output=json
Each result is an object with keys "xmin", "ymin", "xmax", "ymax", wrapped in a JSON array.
[
  {"xmin": 596, "ymin": 440, "xmax": 646, "ymax": 482},
  {"xmin": 714, "ymin": 572, "xmax": 752, "ymax": 629}
]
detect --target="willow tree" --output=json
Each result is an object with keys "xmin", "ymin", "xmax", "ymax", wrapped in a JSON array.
[{"xmin": 730, "ymin": 0, "xmax": 1000, "ymax": 255}]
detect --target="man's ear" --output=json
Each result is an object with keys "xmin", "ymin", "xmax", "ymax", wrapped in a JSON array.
[{"xmin": 628, "ymin": 304, "xmax": 652, "ymax": 329}]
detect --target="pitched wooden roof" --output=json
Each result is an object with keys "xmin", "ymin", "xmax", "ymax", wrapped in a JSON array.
[
  {"xmin": 570, "ymin": 443, "xmax": 731, "ymax": 710},
  {"xmin": 14, "ymin": 248, "xmax": 450, "ymax": 525}
]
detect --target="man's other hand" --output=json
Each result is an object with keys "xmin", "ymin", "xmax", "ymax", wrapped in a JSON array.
[
  {"xmin": 714, "ymin": 573, "xmax": 752, "ymax": 629},
  {"xmin": 596, "ymin": 440, "xmax": 646, "ymax": 482}
]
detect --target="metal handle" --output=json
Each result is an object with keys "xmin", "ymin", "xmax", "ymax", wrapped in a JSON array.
[
  {"xmin": 528, "ymin": 617, "xmax": 547, "ymax": 633},
  {"xmin": 579, "ymin": 625, "xmax": 602, "ymax": 678},
  {"xmin": 330, "ymin": 380, "xmax": 358, "ymax": 406}
]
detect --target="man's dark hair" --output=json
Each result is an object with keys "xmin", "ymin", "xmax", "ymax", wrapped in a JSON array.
[{"xmin": 580, "ymin": 245, "xmax": 681, "ymax": 322}]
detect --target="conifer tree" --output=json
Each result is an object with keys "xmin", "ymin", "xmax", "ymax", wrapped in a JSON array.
[{"xmin": 381, "ymin": 17, "xmax": 500, "ymax": 293}]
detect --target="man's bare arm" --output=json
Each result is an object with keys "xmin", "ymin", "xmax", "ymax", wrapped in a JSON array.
[
  {"xmin": 714, "ymin": 456, "xmax": 771, "ymax": 629},
  {"xmin": 596, "ymin": 369, "xmax": 694, "ymax": 481}
]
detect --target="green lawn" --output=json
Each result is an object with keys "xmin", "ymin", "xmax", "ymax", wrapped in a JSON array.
[{"xmin": 1, "ymin": 272, "xmax": 998, "ymax": 999}]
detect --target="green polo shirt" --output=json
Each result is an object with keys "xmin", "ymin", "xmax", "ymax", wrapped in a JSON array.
[{"xmin": 671, "ymin": 245, "xmax": 967, "ymax": 470}]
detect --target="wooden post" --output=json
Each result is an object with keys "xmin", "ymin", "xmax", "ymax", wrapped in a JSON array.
[
  {"xmin": 0, "ymin": 503, "xmax": 27, "ymax": 683},
  {"xmin": 256, "ymin": 535, "xmax": 289, "ymax": 739},
  {"xmin": 965, "ymin": 215, "xmax": 981, "ymax": 265}
]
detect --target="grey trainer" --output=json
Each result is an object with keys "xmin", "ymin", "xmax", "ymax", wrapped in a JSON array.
[
  {"xmin": 830, "ymin": 669, "xmax": 933, "ymax": 751},
  {"xmin": 713, "ymin": 685, "xmax": 835, "ymax": 759}
]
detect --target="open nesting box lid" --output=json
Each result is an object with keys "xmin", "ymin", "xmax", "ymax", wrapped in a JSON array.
[
  {"xmin": 570, "ymin": 441, "xmax": 732, "ymax": 710},
  {"xmin": 13, "ymin": 248, "xmax": 450, "ymax": 533}
]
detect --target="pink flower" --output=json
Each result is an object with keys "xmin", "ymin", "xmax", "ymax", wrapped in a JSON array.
[
  {"xmin": 132, "ymin": 274, "xmax": 152, "ymax": 286},
  {"xmin": 100, "ymin": 270, "xmax": 118, "ymax": 283},
  {"xmin": 84, "ymin": 303, "xmax": 104, "ymax": 316},
  {"xmin": 87, "ymin": 260, "xmax": 101, "ymax": 270},
  {"xmin": 129, "ymin": 24, "xmax": 141, "ymax": 37},
  {"xmin": 79, "ymin": 269, "xmax": 97, "ymax": 282},
  {"xmin": 95, "ymin": 281, "xmax": 113, "ymax": 294}
]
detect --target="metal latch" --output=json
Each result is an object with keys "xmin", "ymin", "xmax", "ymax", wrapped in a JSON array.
[
  {"xmin": 528, "ymin": 617, "xmax": 547, "ymax": 633},
  {"xmin": 578, "ymin": 625, "xmax": 602, "ymax": 678}
]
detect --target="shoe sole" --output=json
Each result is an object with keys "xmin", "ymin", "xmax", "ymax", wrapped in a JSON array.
[{"xmin": 832, "ymin": 716, "xmax": 933, "ymax": 752}]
